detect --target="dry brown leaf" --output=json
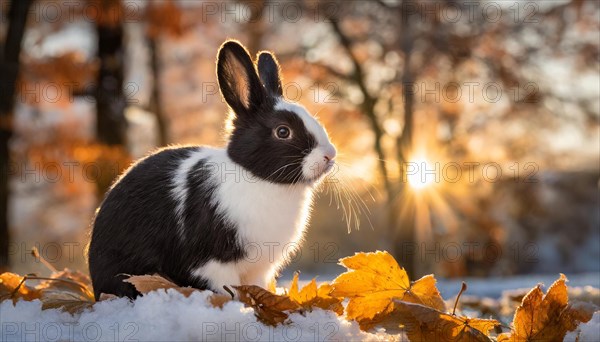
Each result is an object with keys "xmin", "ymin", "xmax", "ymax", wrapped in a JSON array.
[
  {"xmin": 30, "ymin": 269, "xmax": 94, "ymax": 314},
  {"xmin": 331, "ymin": 251, "xmax": 445, "ymax": 324},
  {"xmin": 37, "ymin": 269, "xmax": 95, "ymax": 302},
  {"xmin": 209, "ymin": 293, "xmax": 233, "ymax": 308},
  {"xmin": 124, "ymin": 274, "xmax": 231, "ymax": 307},
  {"xmin": 124, "ymin": 274, "xmax": 197, "ymax": 297},
  {"xmin": 1, "ymin": 270, "xmax": 95, "ymax": 313},
  {"xmin": 498, "ymin": 274, "xmax": 595, "ymax": 342},
  {"xmin": 234, "ymin": 285, "xmax": 301, "ymax": 326},
  {"xmin": 374, "ymin": 300, "xmax": 499, "ymax": 341},
  {"xmin": 99, "ymin": 293, "xmax": 118, "ymax": 301},
  {"xmin": 288, "ymin": 273, "xmax": 343, "ymax": 315},
  {"xmin": 41, "ymin": 296, "xmax": 94, "ymax": 314},
  {"xmin": 0, "ymin": 272, "xmax": 40, "ymax": 302}
]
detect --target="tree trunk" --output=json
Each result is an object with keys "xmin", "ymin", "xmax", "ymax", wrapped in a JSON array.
[
  {"xmin": 148, "ymin": 37, "xmax": 168, "ymax": 146},
  {"xmin": 328, "ymin": 18, "xmax": 393, "ymax": 204},
  {"xmin": 94, "ymin": 1, "xmax": 128, "ymax": 197},
  {"xmin": 393, "ymin": 0, "xmax": 417, "ymax": 278},
  {"xmin": 244, "ymin": 0, "xmax": 266, "ymax": 54},
  {"xmin": 0, "ymin": 0, "xmax": 35, "ymax": 272},
  {"xmin": 95, "ymin": 12, "xmax": 127, "ymax": 146}
]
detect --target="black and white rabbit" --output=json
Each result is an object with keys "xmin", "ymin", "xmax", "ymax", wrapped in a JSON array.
[{"xmin": 88, "ymin": 40, "xmax": 337, "ymax": 299}]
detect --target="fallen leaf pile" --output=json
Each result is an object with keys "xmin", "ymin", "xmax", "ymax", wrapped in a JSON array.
[
  {"xmin": 0, "ymin": 269, "xmax": 94, "ymax": 313},
  {"xmin": 1, "ymin": 251, "xmax": 597, "ymax": 341}
]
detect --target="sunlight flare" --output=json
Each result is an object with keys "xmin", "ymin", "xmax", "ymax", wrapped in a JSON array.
[{"xmin": 406, "ymin": 156, "xmax": 436, "ymax": 191}]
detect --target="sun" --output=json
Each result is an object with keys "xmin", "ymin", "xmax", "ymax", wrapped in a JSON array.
[{"xmin": 406, "ymin": 156, "xmax": 436, "ymax": 191}]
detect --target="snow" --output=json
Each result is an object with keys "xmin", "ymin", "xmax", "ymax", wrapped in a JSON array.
[
  {"xmin": 280, "ymin": 272, "xmax": 600, "ymax": 300},
  {"xmin": 23, "ymin": 20, "xmax": 96, "ymax": 59},
  {"xmin": 436, "ymin": 273, "xmax": 600, "ymax": 299},
  {"xmin": 0, "ymin": 290, "xmax": 392, "ymax": 342},
  {"xmin": 2, "ymin": 278, "xmax": 598, "ymax": 341},
  {"xmin": 565, "ymin": 311, "xmax": 600, "ymax": 342}
]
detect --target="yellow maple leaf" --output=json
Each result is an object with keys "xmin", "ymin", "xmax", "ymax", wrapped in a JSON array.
[
  {"xmin": 288, "ymin": 273, "xmax": 343, "ymax": 315},
  {"xmin": 498, "ymin": 274, "xmax": 595, "ymax": 342},
  {"xmin": 267, "ymin": 277, "xmax": 277, "ymax": 293},
  {"xmin": 0, "ymin": 272, "xmax": 40, "ymax": 302},
  {"xmin": 376, "ymin": 300, "xmax": 499, "ymax": 342},
  {"xmin": 331, "ymin": 251, "xmax": 445, "ymax": 323}
]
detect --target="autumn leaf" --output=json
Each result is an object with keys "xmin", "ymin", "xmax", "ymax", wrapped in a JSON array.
[
  {"xmin": 498, "ymin": 274, "xmax": 595, "ymax": 342},
  {"xmin": 288, "ymin": 273, "xmax": 343, "ymax": 315},
  {"xmin": 0, "ymin": 270, "xmax": 95, "ymax": 313},
  {"xmin": 0, "ymin": 272, "xmax": 40, "ymax": 302},
  {"xmin": 374, "ymin": 300, "xmax": 499, "ymax": 342},
  {"xmin": 98, "ymin": 293, "xmax": 118, "ymax": 301},
  {"xmin": 288, "ymin": 272, "xmax": 306, "ymax": 300},
  {"xmin": 209, "ymin": 293, "xmax": 234, "ymax": 308},
  {"xmin": 316, "ymin": 283, "xmax": 345, "ymax": 315},
  {"xmin": 124, "ymin": 274, "xmax": 196, "ymax": 297},
  {"xmin": 27, "ymin": 269, "xmax": 94, "ymax": 314},
  {"xmin": 37, "ymin": 269, "xmax": 94, "ymax": 301},
  {"xmin": 234, "ymin": 285, "xmax": 301, "ymax": 326},
  {"xmin": 331, "ymin": 251, "xmax": 445, "ymax": 323},
  {"xmin": 41, "ymin": 297, "xmax": 94, "ymax": 314},
  {"xmin": 124, "ymin": 274, "xmax": 231, "ymax": 308},
  {"xmin": 267, "ymin": 277, "xmax": 277, "ymax": 293}
]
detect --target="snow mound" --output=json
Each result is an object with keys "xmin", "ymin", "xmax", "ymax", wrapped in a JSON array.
[
  {"xmin": 565, "ymin": 311, "xmax": 600, "ymax": 342},
  {"xmin": 1, "ymin": 290, "xmax": 393, "ymax": 341}
]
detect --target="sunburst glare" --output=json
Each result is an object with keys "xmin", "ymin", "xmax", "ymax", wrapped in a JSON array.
[{"xmin": 406, "ymin": 156, "xmax": 437, "ymax": 191}]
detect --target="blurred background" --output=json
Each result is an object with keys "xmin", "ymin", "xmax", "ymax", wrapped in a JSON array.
[{"xmin": 0, "ymin": 0, "xmax": 598, "ymax": 285}]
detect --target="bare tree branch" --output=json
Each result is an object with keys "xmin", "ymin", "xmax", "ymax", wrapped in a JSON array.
[{"xmin": 328, "ymin": 15, "xmax": 393, "ymax": 202}]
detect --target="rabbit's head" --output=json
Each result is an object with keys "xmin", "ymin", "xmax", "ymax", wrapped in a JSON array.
[{"xmin": 217, "ymin": 40, "xmax": 336, "ymax": 184}]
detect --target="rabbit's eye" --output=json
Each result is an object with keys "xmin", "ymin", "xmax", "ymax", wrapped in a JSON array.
[{"xmin": 274, "ymin": 125, "xmax": 292, "ymax": 140}]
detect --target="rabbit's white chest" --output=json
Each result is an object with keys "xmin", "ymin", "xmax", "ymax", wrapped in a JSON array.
[
  {"xmin": 200, "ymin": 149, "xmax": 313, "ymax": 286},
  {"xmin": 214, "ymin": 163, "xmax": 312, "ymax": 260}
]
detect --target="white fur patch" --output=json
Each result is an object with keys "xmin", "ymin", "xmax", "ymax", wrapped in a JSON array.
[
  {"xmin": 274, "ymin": 99, "xmax": 329, "ymax": 146},
  {"xmin": 191, "ymin": 260, "xmax": 241, "ymax": 293},
  {"xmin": 188, "ymin": 148, "xmax": 313, "ymax": 288},
  {"xmin": 275, "ymin": 99, "xmax": 337, "ymax": 181},
  {"xmin": 171, "ymin": 148, "xmax": 207, "ymax": 236}
]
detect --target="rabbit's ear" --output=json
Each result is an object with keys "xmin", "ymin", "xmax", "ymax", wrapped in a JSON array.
[
  {"xmin": 217, "ymin": 40, "xmax": 265, "ymax": 116},
  {"xmin": 257, "ymin": 51, "xmax": 283, "ymax": 97}
]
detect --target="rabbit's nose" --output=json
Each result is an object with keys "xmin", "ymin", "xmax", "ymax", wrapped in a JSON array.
[{"xmin": 323, "ymin": 144, "xmax": 337, "ymax": 162}]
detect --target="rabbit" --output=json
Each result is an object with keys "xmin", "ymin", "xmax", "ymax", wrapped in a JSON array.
[{"xmin": 87, "ymin": 40, "xmax": 337, "ymax": 300}]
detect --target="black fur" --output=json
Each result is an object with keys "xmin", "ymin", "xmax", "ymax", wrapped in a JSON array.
[
  {"xmin": 88, "ymin": 40, "xmax": 319, "ymax": 299},
  {"xmin": 217, "ymin": 41, "xmax": 265, "ymax": 117},
  {"xmin": 222, "ymin": 42, "xmax": 317, "ymax": 184},
  {"xmin": 228, "ymin": 108, "xmax": 317, "ymax": 184},
  {"xmin": 88, "ymin": 147, "xmax": 246, "ymax": 299},
  {"xmin": 257, "ymin": 52, "xmax": 283, "ymax": 96},
  {"xmin": 182, "ymin": 158, "xmax": 245, "ymax": 263}
]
